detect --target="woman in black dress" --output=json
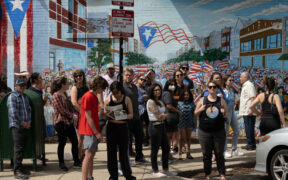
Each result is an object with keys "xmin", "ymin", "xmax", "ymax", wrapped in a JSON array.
[{"xmin": 249, "ymin": 77, "xmax": 285, "ymax": 136}]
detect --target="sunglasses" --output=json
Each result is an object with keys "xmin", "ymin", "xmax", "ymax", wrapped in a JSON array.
[
  {"xmin": 75, "ymin": 75, "xmax": 82, "ymax": 78},
  {"xmin": 176, "ymin": 74, "xmax": 183, "ymax": 77},
  {"xmin": 140, "ymin": 78, "xmax": 146, "ymax": 82},
  {"xmin": 181, "ymin": 67, "xmax": 189, "ymax": 70},
  {"xmin": 208, "ymin": 85, "xmax": 217, "ymax": 89}
]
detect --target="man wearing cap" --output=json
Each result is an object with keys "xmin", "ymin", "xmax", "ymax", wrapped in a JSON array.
[
  {"xmin": 179, "ymin": 62, "xmax": 194, "ymax": 92},
  {"xmin": 7, "ymin": 78, "xmax": 31, "ymax": 179},
  {"xmin": 103, "ymin": 63, "xmax": 117, "ymax": 101}
]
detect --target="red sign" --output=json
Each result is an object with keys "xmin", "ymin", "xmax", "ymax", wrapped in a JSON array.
[
  {"xmin": 111, "ymin": 9, "xmax": 134, "ymax": 37},
  {"xmin": 112, "ymin": 0, "xmax": 134, "ymax": 7}
]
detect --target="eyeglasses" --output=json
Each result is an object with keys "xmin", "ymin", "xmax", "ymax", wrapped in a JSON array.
[
  {"xmin": 176, "ymin": 74, "xmax": 183, "ymax": 77},
  {"xmin": 75, "ymin": 75, "xmax": 82, "ymax": 78},
  {"xmin": 140, "ymin": 78, "xmax": 146, "ymax": 82},
  {"xmin": 153, "ymin": 89, "xmax": 161, "ymax": 92},
  {"xmin": 208, "ymin": 85, "xmax": 217, "ymax": 89},
  {"xmin": 181, "ymin": 67, "xmax": 189, "ymax": 70}
]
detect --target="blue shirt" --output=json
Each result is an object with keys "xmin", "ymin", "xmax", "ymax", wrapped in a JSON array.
[
  {"xmin": 183, "ymin": 76, "xmax": 194, "ymax": 90},
  {"xmin": 7, "ymin": 90, "xmax": 31, "ymax": 129},
  {"xmin": 202, "ymin": 88, "xmax": 228, "ymax": 103},
  {"xmin": 223, "ymin": 89, "xmax": 235, "ymax": 107}
]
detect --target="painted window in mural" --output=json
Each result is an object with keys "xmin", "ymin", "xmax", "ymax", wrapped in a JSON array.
[
  {"xmin": 78, "ymin": 3, "xmax": 86, "ymax": 19},
  {"xmin": 49, "ymin": 19, "xmax": 57, "ymax": 39},
  {"xmin": 62, "ymin": 24, "xmax": 73, "ymax": 42},
  {"xmin": 241, "ymin": 41, "xmax": 251, "ymax": 52},
  {"xmin": 254, "ymin": 38, "xmax": 264, "ymax": 50},
  {"xmin": 62, "ymin": 0, "xmax": 74, "ymax": 13},
  {"xmin": 49, "ymin": 52, "xmax": 56, "ymax": 71},
  {"xmin": 286, "ymin": 36, "xmax": 288, "ymax": 46},
  {"xmin": 266, "ymin": 33, "xmax": 281, "ymax": 49},
  {"xmin": 78, "ymin": 32, "xmax": 86, "ymax": 45},
  {"xmin": 286, "ymin": 19, "xmax": 288, "ymax": 31}
]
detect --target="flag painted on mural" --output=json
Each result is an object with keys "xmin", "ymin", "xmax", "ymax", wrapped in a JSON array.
[
  {"xmin": 216, "ymin": 60, "xmax": 229, "ymax": 69},
  {"xmin": 0, "ymin": 0, "xmax": 33, "ymax": 87},
  {"xmin": 138, "ymin": 21, "xmax": 197, "ymax": 48},
  {"xmin": 202, "ymin": 60, "xmax": 214, "ymax": 72}
]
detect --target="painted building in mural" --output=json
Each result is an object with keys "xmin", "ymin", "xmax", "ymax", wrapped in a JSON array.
[
  {"xmin": 240, "ymin": 18, "xmax": 288, "ymax": 71},
  {"xmin": 0, "ymin": 0, "xmax": 87, "ymax": 88},
  {"xmin": 221, "ymin": 27, "xmax": 231, "ymax": 60}
]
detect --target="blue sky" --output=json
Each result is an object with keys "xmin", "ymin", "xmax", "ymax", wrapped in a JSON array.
[
  {"xmin": 172, "ymin": 0, "xmax": 288, "ymax": 37},
  {"xmin": 87, "ymin": 0, "xmax": 288, "ymax": 62}
]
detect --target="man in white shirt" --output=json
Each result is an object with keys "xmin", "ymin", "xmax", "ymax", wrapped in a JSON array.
[
  {"xmin": 239, "ymin": 72, "xmax": 257, "ymax": 150},
  {"xmin": 102, "ymin": 63, "xmax": 117, "ymax": 101}
]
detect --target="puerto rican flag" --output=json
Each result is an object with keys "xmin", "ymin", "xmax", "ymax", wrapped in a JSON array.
[
  {"xmin": 190, "ymin": 62, "xmax": 201, "ymax": 72},
  {"xmin": 194, "ymin": 93, "xmax": 201, "ymax": 104},
  {"xmin": 114, "ymin": 65, "xmax": 120, "ymax": 73},
  {"xmin": 216, "ymin": 60, "xmax": 229, "ymax": 69},
  {"xmin": 232, "ymin": 81, "xmax": 241, "ymax": 92},
  {"xmin": 0, "ymin": 0, "xmax": 33, "ymax": 89},
  {"xmin": 134, "ymin": 65, "xmax": 148, "ymax": 75},
  {"xmin": 202, "ymin": 60, "xmax": 214, "ymax": 73}
]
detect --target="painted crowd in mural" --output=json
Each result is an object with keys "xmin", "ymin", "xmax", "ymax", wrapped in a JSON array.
[{"xmin": 1, "ymin": 0, "xmax": 288, "ymax": 179}]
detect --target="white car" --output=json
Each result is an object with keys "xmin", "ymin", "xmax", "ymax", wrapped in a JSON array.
[{"xmin": 255, "ymin": 128, "xmax": 288, "ymax": 180}]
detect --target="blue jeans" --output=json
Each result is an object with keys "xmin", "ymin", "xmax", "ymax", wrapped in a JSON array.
[
  {"xmin": 224, "ymin": 106, "xmax": 239, "ymax": 150},
  {"xmin": 243, "ymin": 116, "xmax": 256, "ymax": 147}
]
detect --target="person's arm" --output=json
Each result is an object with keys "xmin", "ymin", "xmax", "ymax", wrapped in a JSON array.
[
  {"xmin": 220, "ymin": 97, "xmax": 229, "ymax": 123},
  {"xmin": 85, "ymin": 110, "xmax": 102, "ymax": 140},
  {"xmin": 71, "ymin": 86, "xmax": 80, "ymax": 112},
  {"xmin": 97, "ymin": 92, "xmax": 104, "ymax": 109},
  {"xmin": 194, "ymin": 97, "xmax": 205, "ymax": 116},
  {"xmin": 125, "ymin": 97, "xmax": 133, "ymax": 120},
  {"xmin": 248, "ymin": 94, "xmax": 261, "ymax": 115},
  {"xmin": 274, "ymin": 94, "xmax": 286, "ymax": 128}
]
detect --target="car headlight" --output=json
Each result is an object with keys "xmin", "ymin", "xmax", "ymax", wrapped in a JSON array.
[{"xmin": 260, "ymin": 135, "xmax": 270, "ymax": 143}]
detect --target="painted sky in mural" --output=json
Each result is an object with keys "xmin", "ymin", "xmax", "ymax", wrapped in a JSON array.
[{"xmin": 88, "ymin": 0, "xmax": 288, "ymax": 62}]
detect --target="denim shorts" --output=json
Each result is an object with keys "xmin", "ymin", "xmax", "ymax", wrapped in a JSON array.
[{"xmin": 83, "ymin": 135, "xmax": 98, "ymax": 151}]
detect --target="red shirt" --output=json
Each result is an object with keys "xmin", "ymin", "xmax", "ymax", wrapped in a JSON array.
[{"xmin": 78, "ymin": 91, "xmax": 100, "ymax": 135}]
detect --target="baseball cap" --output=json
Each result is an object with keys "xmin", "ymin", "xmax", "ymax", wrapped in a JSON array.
[
  {"xmin": 16, "ymin": 78, "xmax": 26, "ymax": 85},
  {"xmin": 107, "ymin": 63, "xmax": 114, "ymax": 69}
]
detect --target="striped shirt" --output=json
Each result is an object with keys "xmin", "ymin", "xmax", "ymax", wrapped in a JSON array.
[{"xmin": 7, "ymin": 91, "xmax": 31, "ymax": 129}]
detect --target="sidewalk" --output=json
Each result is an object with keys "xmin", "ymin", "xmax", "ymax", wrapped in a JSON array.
[{"xmin": 0, "ymin": 142, "xmax": 256, "ymax": 180}]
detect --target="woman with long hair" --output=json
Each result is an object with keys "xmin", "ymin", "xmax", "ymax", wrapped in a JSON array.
[
  {"xmin": 51, "ymin": 77, "xmax": 81, "ymax": 171},
  {"xmin": 195, "ymin": 80, "xmax": 228, "ymax": 180},
  {"xmin": 103, "ymin": 81, "xmax": 136, "ymax": 180},
  {"xmin": 223, "ymin": 75, "xmax": 243, "ymax": 158},
  {"xmin": 249, "ymin": 77, "xmax": 285, "ymax": 136},
  {"xmin": 162, "ymin": 79, "xmax": 182, "ymax": 160},
  {"xmin": 177, "ymin": 89, "xmax": 196, "ymax": 160},
  {"xmin": 71, "ymin": 70, "xmax": 89, "ymax": 161},
  {"xmin": 147, "ymin": 83, "xmax": 176, "ymax": 177}
]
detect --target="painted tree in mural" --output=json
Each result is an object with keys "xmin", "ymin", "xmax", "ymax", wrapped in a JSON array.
[
  {"xmin": 166, "ymin": 49, "xmax": 202, "ymax": 63},
  {"xmin": 126, "ymin": 52, "xmax": 153, "ymax": 65},
  {"xmin": 89, "ymin": 39, "xmax": 112, "ymax": 74},
  {"xmin": 203, "ymin": 48, "xmax": 227, "ymax": 62}
]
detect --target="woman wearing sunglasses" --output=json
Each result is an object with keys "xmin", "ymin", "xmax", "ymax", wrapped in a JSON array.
[
  {"xmin": 195, "ymin": 80, "xmax": 228, "ymax": 180},
  {"xmin": 71, "ymin": 70, "xmax": 89, "ymax": 161}
]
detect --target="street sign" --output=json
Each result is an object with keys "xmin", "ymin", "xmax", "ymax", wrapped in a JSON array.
[
  {"xmin": 111, "ymin": 9, "xmax": 134, "ymax": 37},
  {"xmin": 112, "ymin": 0, "xmax": 134, "ymax": 7}
]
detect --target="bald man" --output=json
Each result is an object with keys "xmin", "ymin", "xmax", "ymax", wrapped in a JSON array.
[{"xmin": 239, "ymin": 72, "xmax": 257, "ymax": 150}]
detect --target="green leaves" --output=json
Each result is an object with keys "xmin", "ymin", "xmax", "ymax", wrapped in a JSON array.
[
  {"xmin": 89, "ymin": 39, "xmax": 112, "ymax": 74},
  {"xmin": 126, "ymin": 52, "xmax": 153, "ymax": 65}
]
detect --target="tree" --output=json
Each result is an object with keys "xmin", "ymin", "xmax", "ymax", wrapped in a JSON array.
[
  {"xmin": 203, "ymin": 48, "xmax": 227, "ymax": 62},
  {"xmin": 165, "ymin": 48, "xmax": 203, "ymax": 64},
  {"xmin": 126, "ymin": 52, "xmax": 153, "ymax": 65},
  {"xmin": 89, "ymin": 39, "xmax": 112, "ymax": 74}
]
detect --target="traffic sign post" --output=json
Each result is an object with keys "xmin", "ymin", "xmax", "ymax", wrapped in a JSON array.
[
  {"xmin": 112, "ymin": 0, "xmax": 134, "ymax": 7},
  {"xmin": 111, "ymin": 2, "xmax": 134, "ymax": 84},
  {"xmin": 111, "ymin": 9, "xmax": 134, "ymax": 38}
]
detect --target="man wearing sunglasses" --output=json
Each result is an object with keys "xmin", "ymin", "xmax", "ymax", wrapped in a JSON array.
[{"xmin": 180, "ymin": 62, "xmax": 194, "ymax": 93}]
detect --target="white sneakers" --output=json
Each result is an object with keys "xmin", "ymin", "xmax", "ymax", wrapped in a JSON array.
[
  {"xmin": 224, "ymin": 149, "xmax": 244, "ymax": 158},
  {"xmin": 224, "ymin": 151, "xmax": 232, "ymax": 158},
  {"xmin": 232, "ymin": 149, "xmax": 244, "ymax": 156},
  {"xmin": 153, "ymin": 171, "xmax": 177, "ymax": 177},
  {"xmin": 153, "ymin": 172, "xmax": 167, "ymax": 178}
]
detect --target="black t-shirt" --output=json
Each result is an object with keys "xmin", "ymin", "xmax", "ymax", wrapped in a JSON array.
[
  {"xmin": 162, "ymin": 91, "xmax": 177, "ymax": 113},
  {"xmin": 123, "ymin": 82, "xmax": 139, "ymax": 120}
]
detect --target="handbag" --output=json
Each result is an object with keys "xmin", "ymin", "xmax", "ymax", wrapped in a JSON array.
[
  {"xmin": 166, "ymin": 112, "xmax": 179, "ymax": 126},
  {"xmin": 270, "ymin": 94, "xmax": 278, "ymax": 116}
]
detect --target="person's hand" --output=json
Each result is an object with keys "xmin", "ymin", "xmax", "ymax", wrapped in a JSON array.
[
  {"xmin": 178, "ymin": 111, "xmax": 182, "ymax": 118},
  {"xmin": 95, "ymin": 131, "xmax": 102, "ymax": 141},
  {"xmin": 217, "ymin": 94, "xmax": 223, "ymax": 98},
  {"xmin": 281, "ymin": 124, "xmax": 286, "ymax": 128},
  {"xmin": 220, "ymin": 108, "xmax": 225, "ymax": 115},
  {"xmin": 22, "ymin": 122, "xmax": 31, "ymax": 129},
  {"xmin": 159, "ymin": 113, "xmax": 166, "ymax": 121},
  {"xmin": 199, "ymin": 105, "xmax": 206, "ymax": 112}
]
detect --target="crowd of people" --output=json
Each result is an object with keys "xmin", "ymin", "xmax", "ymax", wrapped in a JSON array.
[{"xmin": 0, "ymin": 61, "xmax": 288, "ymax": 180}]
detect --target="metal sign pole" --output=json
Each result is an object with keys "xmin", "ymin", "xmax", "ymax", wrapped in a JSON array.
[{"xmin": 119, "ymin": 5, "xmax": 124, "ymax": 84}]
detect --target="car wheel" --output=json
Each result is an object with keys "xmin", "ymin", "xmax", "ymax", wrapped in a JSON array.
[{"xmin": 270, "ymin": 149, "xmax": 288, "ymax": 180}]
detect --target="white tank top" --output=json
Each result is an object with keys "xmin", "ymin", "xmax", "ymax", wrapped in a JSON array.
[{"xmin": 146, "ymin": 99, "xmax": 166, "ymax": 121}]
